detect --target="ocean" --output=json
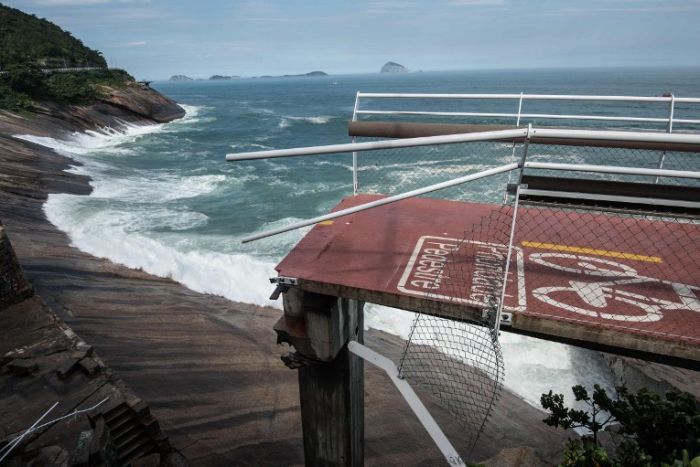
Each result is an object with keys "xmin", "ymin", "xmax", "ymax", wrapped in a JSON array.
[{"xmin": 18, "ymin": 67, "xmax": 700, "ymax": 409}]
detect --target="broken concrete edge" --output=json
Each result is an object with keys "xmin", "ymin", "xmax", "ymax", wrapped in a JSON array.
[{"xmin": 0, "ymin": 228, "xmax": 188, "ymax": 466}]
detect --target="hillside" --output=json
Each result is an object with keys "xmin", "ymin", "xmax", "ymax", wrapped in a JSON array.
[
  {"xmin": 0, "ymin": 3, "xmax": 106, "ymax": 69},
  {"xmin": 0, "ymin": 4, "xmax": 141, "ymax": 111}
]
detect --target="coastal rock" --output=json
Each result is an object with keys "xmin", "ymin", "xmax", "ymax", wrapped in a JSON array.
[
  {"xmin": 602, "ymin": 353, "xmax": 700, "ymax": 399},
  {"xmin": 95, "ymin": 84, "xmax": 186, "ymax": 123},
  {"xmin": 0, "ymin": 221, "xmax": 33, "ymax": 308},
  {"xmin": 380, "ymin": 61, "xmax": 408, "ymax": 73},
  {"xmin": 169, "ymin": 75, "xmax": 193, "ymax": 82}
]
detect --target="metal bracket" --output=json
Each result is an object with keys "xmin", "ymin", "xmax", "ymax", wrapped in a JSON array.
[
  {"xmin": 500, "ymin": 312, "xmax": 513, "ymax": 326},
  {"xmin": 481, "ymin": 309, "xmax": 513, "ymax": 327},
  {"xmin": 269, "ymin": 276, "xmax": 298, "ymax": 300}
]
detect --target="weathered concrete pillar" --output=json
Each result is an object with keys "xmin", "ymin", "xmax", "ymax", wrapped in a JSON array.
[{"xmin": 275, "ymin": 288, "xmax": 364, "ymax": 467}]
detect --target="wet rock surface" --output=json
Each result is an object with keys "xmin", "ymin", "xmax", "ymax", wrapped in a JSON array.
[
  {"xmin": 0, "ymin": 228, "xmax": 184, "ymax": 466},
  {"xmin": 95, "ymin": 85, "xmax": 186, "ymax": 123}
]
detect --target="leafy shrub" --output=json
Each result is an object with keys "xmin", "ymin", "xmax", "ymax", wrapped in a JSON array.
[
  {"xmin": 541, "ymin": 385, "xmax": 700, "ymax": 466},
  {"xmin": 0, "ymin": 68, "xmax": 133, "ymax": 110}
]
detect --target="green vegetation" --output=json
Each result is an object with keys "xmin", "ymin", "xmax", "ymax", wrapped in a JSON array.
[
  {"xmin": 0, "ymin": 4, "xmax": 134, "ymax": 111},
  {"xmin": 541, "ymin": 384, "xmax": 700, "ymax": 466},
  {"xmin": 0, "ymin": 3, "xmax": 105, "ymax": 69},
  {"xmin": 0, "ymin": 65, "xmax": 133, "ymax": 111}
]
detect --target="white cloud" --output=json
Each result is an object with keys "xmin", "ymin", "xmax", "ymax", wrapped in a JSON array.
[
  {"xmin": 447, "ymin": 0, "xmax": 505, "ymax": 5},
  {"xmin": 35, "ymin": 0, "xmax": 109, "ymax": 5},
  {"xmin": 33, "ymin": 0, "xmax": 150, "ymax": 5}
]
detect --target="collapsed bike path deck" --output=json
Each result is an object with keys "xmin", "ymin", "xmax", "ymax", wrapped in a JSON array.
[{"xmin": 276, "ymin": 194, "xmax": 700, "ymax": 368}]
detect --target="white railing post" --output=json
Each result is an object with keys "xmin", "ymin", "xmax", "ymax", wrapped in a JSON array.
[
  {"xmin": 516, "ymin": 92, "xmax": 524, "ymax": 126},
  {"xmin": 352, "ymin": 91, "xmax": 360, "ymax": 195},
  {"xmin": 668, "ymin": 94, "xmax": 676, "ymax": 133},
  {"xmin": 656, "ymin": 94, "xmax": 675, "ymax": 183}
]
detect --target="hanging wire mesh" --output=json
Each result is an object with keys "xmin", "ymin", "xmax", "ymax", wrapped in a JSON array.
[{"xmin": 395, "ymin": 199, "xmax": 518, "ymax": 451}]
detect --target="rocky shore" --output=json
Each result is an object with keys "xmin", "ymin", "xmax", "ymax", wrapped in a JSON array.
[{"xmin": 0, "ymin": 84, "xmax": 619, "ymax": 465}]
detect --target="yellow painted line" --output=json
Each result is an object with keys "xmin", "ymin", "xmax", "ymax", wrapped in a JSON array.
[
  {"xmin": 521, "ymin": 241, "xmax": 663, "ymax": 263},
  {"xmin": 319, "ymin": 220, "xmax": 334, "ymax": 226}
]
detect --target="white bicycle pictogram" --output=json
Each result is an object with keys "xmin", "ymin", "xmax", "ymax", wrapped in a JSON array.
[{"xmin": 529, "ymin": 253, "xmax": 700, "ymax": 322}]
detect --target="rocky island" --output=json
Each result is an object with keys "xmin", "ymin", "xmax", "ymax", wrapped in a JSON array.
[
  {"xmin": 381, "ymin": 61, "xmax": 408, "ymax": 73},
  {"xmin": 169, "ymin": 74, "xmax": 193, "ymax": 82},
  {"xmin": 259, "ymin": 70, "xmax": 328, "ymax": 78},
  {"xmin": 209, "ymin": 75, "xmax": 239, "ymax": 80}
]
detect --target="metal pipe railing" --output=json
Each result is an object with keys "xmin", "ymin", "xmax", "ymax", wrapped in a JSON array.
[
  {"xmin": 354, "ymin": 92, "xmax": 700, "ymax": 131},
  {"xmin": 227, "ymin": 126, "xmax": 700, "ymax": 243},
  {"xmin": 226, "ymin": 128, "xmax": 528, "ymax": 161},
  {"xmin": 227, "ymin": 127, "xmax": 700, "ymax": 163},
  {"xmin": 355, "ymin": 110, "xmax": 693, "ymax": 125},
  {"xmin": 529, "ymin": 128, "xmax": 700, "ymax": 144},
  {"xmin": 523, "ymin": 162, "xmax": 700, "ymax": 179},
  {"xmin": 357, "ymin": 110, "xmax": 700, "ymax": 126},
  {"xmin": 357, "ymin": 92, "xmax": 700, "ymax": 104}
]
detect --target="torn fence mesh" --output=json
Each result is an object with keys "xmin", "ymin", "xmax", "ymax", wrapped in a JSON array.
[{"xmin": 397, "ymin": 204, "xmax": 515, "ymax": 451}]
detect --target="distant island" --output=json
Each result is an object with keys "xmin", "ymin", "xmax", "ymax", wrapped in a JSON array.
[
  {"xmin": 258, "ymin": 70, "xmax": 328, "ymax": 79},
  {"xmin": 169, "ymin": 75, "xmax": 193, "ymax": 82},
  {"xmin": 381, "ymin": 61, "xmax": 408, "ymax": 73},
  {"xmin": 209, "ymin": 75, "xmax": 239, "ymax": 80}
]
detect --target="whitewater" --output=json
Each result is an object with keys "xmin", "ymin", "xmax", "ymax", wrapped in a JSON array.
[{"xmin": 21, "ymin": 68, "xmax": 700, "ymax": 409}]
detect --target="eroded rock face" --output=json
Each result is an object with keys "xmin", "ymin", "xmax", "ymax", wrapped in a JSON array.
[
  {"xmin": 96, "ymin": 85, "xmax": 186, "ymax": 123},
  {"xmin": 0, "ymin": 222, "xmax": 33, "ymax": 309}
]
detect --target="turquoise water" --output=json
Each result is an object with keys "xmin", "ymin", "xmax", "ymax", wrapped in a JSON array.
[{"xmin": 18, "ymin": 67, "xmax": 700, "ymax": 408}]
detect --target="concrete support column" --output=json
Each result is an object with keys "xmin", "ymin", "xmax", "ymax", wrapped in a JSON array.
[{"xmin": 275, "ymin": 288, "xmax": 364, "ymax": 467}]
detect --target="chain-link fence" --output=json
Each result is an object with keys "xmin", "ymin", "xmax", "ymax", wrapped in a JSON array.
[
  {"xmin": 524, "ymin": 144, "xmax": 700, "ymax": 187},
  {"xmin": 368, "ymin": 136, "xmax": 700, "ymax": 453},
  {"xmin": 354, "ymin": 138, "xmax": 700, "ymax": 198},
  {"xmin": 354, "ymin": 139, "xmax": 521, "ymax": 202},
  {"xmin": 510, "ymin": 199, "xmax": 700, "ymax": 341}
]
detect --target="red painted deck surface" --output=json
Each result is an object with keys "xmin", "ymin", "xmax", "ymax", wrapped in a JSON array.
[{"xmin": 277, "ymin": 194, "xmax": 700, "ymax": 360}]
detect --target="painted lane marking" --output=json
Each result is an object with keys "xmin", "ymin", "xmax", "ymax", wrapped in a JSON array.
[
  {"xmin": 397, "ymin": 236, "xmax": 527, "ymax": 312},
  {"xmin": 522, "ymin": 241, "xmax": 662, "ymax": 264},
  {"xmin": 527, "ymin": 252, "xmax": 700, "ymax": 322}
]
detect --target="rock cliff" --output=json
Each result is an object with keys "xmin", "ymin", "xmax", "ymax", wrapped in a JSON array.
[
  {"xmin": 95, "ymin": 84, "xmax": 185, "ymax": 123},
  {"xmin": 0, "ymin": 82, "xmax": 185, "ymax": 141}
]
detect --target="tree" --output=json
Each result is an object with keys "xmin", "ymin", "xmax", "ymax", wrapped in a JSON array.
[{"xmin": 541, "ymin": 385, "xmax": 700, "ymax": 466}]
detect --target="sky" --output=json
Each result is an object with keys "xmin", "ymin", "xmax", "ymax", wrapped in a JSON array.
[{"xmin": 4, "ymin": 0, "xmax": 700, "ymax": 80}]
